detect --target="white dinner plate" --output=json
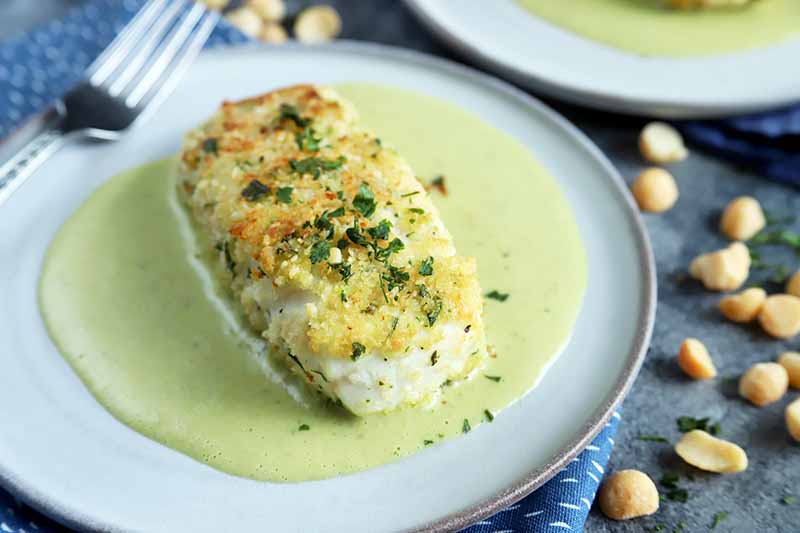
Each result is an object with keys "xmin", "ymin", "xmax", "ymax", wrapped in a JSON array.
[
  {"xmin": 405, "ymin": 0, "xmax": 800, "ymax": 118},
  {"xmin": 0, "ymin": 42, "xmax": 654, "ymax": 532}
]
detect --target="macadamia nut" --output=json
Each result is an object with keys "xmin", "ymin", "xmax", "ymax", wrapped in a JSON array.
[
  {"xmin": 675, "ymin": 430, "xmax": 748, "ymax": 473},
  {"xmin": 294, "ymin": 5, "xmax": 342, "ymax": 43},
  {"xmin": 678, "ymin": 338, "xmax": 717, "ymax": 380},
  {"xmin": 639, "ymin": 122, "xmax": 688, "ymax": 164},
  {"xmin": 226, "ymin": 7, "xmax": 264, "ymax": 37},
  {"xmin": 631, "ymin": 168, "xmax": 679, "ymax": 213},
  {"xmin": 778, "ymin": 352, "xmax": 800, "ymax": 389},
  {"xmin": 758, "ymin": 294, "xmax": 800, "ymax": 339},
  {"xmin": 720, "ymin": 196, "xmax": 766, "ymax": 241},
  {"xmin": 719, "ymin": 287, "xmax": 766, "ymax": 323},
  {"xmin": 787, "ymin": 398, "xmax": 800, "ymax": 442},
  {"xmin": 248, "ymin": 0, "xmax": 286, "ymax": 21},
  {"xmin": 598, "ymin": 470, "xmax": 659, "ymax": 520},
  {"xmin": 739, "ymin": 362, "xmax": 789, "ymax": 406},
  {"xmin": 260, "ymin": 22, "xmax": 288, "ymax": 43},
  {"xmin": 689, "ymin": 242, "xmax": 751, "ymax": 292}
]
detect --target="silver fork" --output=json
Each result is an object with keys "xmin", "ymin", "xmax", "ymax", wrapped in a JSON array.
[{"xmin": 0, "ymin": 0, "xmax": 219, "ymax": 206}]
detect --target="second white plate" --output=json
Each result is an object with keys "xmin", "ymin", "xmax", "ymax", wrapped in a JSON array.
[{"xmin": 406, "ymin": 0, "xmax": 800, "ymax": 118}]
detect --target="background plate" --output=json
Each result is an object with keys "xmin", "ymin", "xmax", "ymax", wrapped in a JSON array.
[
  {"xmin": 405, "ymin": 0, "xmax": 800, "ymax": 118},
  {"xmin": 0, "ymin": 42, "xmax": 654, "ymax": 532}
]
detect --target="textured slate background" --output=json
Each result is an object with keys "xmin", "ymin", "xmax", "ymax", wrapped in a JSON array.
[{"xmin": 1, "ymin": 1, "xmax": 799, "ymax": 531}]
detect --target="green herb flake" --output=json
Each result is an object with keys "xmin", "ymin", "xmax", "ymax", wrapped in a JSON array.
[
  {"xmin": 660, "ymin": 472, "xmax": 680, "ymax": 490},
  {"xmin": 462, "ymin": 418, "xmax": 471, "ymax": 434},
  {"xmin": 367, "ymin": 219, "xmax": 392, "ymax": 240},
  {"xmin": 241, "ymin": 179, "xmax": 270, "ymax": 201},
  {"xmin": 298, "ymin": 424, "xmax": 310, "ymax": 431},
  {"xmin": 781, "ymin": 495, "xmax": 796, "ymax": 505},
  {"xmin": 401, "ymin": 191, "xmax": 420, "ymax": 198},
  {"xmin": 484, "ymin": 375, "xmax": 502, "ymax": 383},
  {"xmin": 309, "ymin": 240, "xmax": 331, "ymax": 264},
  {"xmin": 382, "ymin": 265, "xmax": 410, "ymax": 292},
  {"xmin": 278, "ymin": 103, "xmax": 309, "ymax": 128},
  {"xmin": 430, "ymin": 351, "xmax": 439, "ymax": 366},
  {"xmin": 276, "ymin": 186, "xmax": 293, "ymax": 204},
  {"xmin": 637, "ymin": 435, "xmax": 670, "ymax": 443},
  {"xmin": 484, "ymin": 409, "xmax": 494, "ymax": 422},
  {"xmin": 353, "ymin": 183, "xmax": 377, "ymax": 218},
  {"xmin": 710, "ymin": 511, "xmax": 729, "ymax": 529},
  {"xmin": 423, "ymin": 439, "xmax": 434, "ymax": 446},
  {"xmin": 295, "ymin": 126, "xmax": 321, "ymax": 151},
  {"xmin": 665, "ymin": 488, "xmax": 688, "ymax": 503},
  {"xmin": 202, "ymin": 138, "xmax": 218, "ymax": 155},
  {"xmin": 419, "ymin": 256, "xmax": 434, "ymax": 276},
  {"xmin": 408, "ymin": 207, "xmax": 425, "ymax": 214},
  {"xmin": 486, "ymin": 290, "xmax": 510, "ymax": 302},
  {"xmin": 290, "ymin": 155, "xmax": 345, "ymax": 179},
  {"xmin": 351, "ymin": 342, "xmax": 366, "ymax": 361},
  {"xmin": 676, "ymin": 416, "xmax": 718, "ymax": 434}
]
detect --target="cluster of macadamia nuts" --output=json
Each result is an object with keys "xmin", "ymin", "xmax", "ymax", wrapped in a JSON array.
[
  {"xmin": 631, "ymin": 122, "xmax": 687, "ymax": 213},
  {"xmin": 198, "ymin": 0, "xmax": 342, "ymax": 44}
]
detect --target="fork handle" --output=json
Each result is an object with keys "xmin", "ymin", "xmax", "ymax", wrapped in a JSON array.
[{"xmin": 0, "ymin": 127, "xmax": 66, "ymax": 207}]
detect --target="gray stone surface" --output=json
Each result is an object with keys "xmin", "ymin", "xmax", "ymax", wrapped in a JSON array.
[{"xmin": 2, "ymin": 1, "xmax": 798, "ymax": 531}]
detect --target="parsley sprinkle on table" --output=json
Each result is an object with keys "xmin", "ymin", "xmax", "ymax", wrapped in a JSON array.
[
  {"xmin": 462, "ymin": 418, "xmax": 471, "ymax": 433},
  {"xmin": 298, "ymin": 424, "xmax": 310, "ymax": 431},
  {"xmin": 484, "ymin": 375, "xmax": 502, "ymax": 383},
  {"xmin": 710, "ymin": 511, "xmax": 729, "ymax": 528},
  {"xmin": 637, "ymin": 435, "xmax": 670, "ymax": 443}
]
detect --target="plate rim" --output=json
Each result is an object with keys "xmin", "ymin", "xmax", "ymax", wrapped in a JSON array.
[
  {"xmin": 0, "ymin": 40, "xmax": 656, "ymax": 533},
  {"xmin": 403, "ymin": 0, "xmax": 800, "ymax": 119}
]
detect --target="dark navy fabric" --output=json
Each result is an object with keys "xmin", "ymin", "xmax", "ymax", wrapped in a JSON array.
[
  {"xmin": 0, "ymin": 1, "xmax": 626, "ymax": 531},
  {"xmin": 681, "ymin": 108, "xmax": 800, "ymax": 187}
]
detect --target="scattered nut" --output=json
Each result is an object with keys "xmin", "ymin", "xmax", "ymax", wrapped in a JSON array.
[
  {"xmin": 719, "ymin": 287, "xmax": 766, "ymax": 323},
  {"xmin": 786, "ymin": 270, "xmax": 800, "ymax": 298},
  {"xmin": 598, "ymin": 470, "xmax": 659, "ymax": 520},
  {"xmin": 226, "ymin": 7, "xmax": 264, "ymax": 37},
  {"xmin": 678, "ymin": 338, "xmax": 717, "ymax": 380},
  {"xmin": 739, "ymin": 362, "xmax": 789, "ymax": 406},
  {"xmin": 294, "ymin": 5, "xmax": 342, "ymax": 43},
  {"xmin": 247, "ymin": 0, "xmax": 286, "ymax": 21},
  {"xmin": 631, "ymin": 167, "xmax": 679, "ymax": 213},
  {"xmin": 689, "ymin": 242, "xmax": 751, "ymax": 292},
  {"xmin": 260, "ymin": 23, "xmax": 288, "ymax": 44},
  {"xmin": 197, "ymin": 0, "xmax": 230, "ymax": 10},
  {"xmin": 758, "ymin": 294, "xmax": 800, "ymax": 339},
  {"xmin": 638, "ymin": 122, "xmax": 688, "ymax": 164},
  {"xmin": 720, "ymin": 196, "xmax": 766, "ymax": 241},
  {"xmin": 675, "ymin": 430, "xmax": 748, "ymax": 473},
  {"xmin": 778, "ymin": 352, "xmax": 800, "ymax": 389},
  {"xmin": 787, "ymin": 398, "xmax": 800, "ymax": 442}
]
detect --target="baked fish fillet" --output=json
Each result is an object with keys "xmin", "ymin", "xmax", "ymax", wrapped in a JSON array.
[{"xmin": 178, "ymin": 85, "xmax": 487, "ymax": 415}]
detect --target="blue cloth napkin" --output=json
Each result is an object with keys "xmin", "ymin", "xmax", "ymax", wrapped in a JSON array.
[{"xmin": 0, "ymin": 1, "xmax": 623, "ymax": 531}]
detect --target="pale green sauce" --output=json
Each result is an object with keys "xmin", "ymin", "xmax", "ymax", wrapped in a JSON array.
[
  {"xmin": 516, "ymin": 0, "xmax": 800, "ymax": 56},
  {"xmin": 39, "ymin": 84, "xmax": 586, "ymax": 482}
]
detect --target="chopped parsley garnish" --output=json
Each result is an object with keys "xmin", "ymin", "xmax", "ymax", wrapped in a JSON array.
[
  {"xmin": 750, "ymin": 230, "xmax": 800, "ymax": 250},
  {"xmin": 222, "ymin": 241, "xmax": 236, "ymax": 273},
  {"xmin": 374, "ymin": 238, "xmax": 404, "ymax": 262},
  {"xmin": 660, "ymin": 472, "xmax": 679, "ymax": 489},
  {"xmin": 486, "ymin": 290, "xmax": 510, "ymax": 302},
  {"xmin": 665, "ymin": 489, "xmax": 688, "ymax": 503},
  {"xmin": 337, "ymin": 262, "xmax": 352, "ymax": 282},
  {"xmin": 408, "ymin": 207, "xmax": 425, "ymax": 214},
  {"xmin": 382, "ymin": 265, "xmax": 410, "ymax": 292},
  {"xmin": 676, "ymin": 416, "xmax": 719, "ymax": 435},
  {"xmin": 423, "ymin": 439, "xmax": 434, "ymax": 446},
  {"xmin": 419, "ymin": 256, "xmax": 434, "ymax": 276},
  {"xmin": 313, "ymin": 207, "xmax": 346, "ymax": 238},
  {"xmin": 710, "ymin": 511, "xmax": 729, "ymax": 529},
  {"xmin": 430, "ymin": 351, "xmax": 439, "ymax": 366},
  {"xmin": 295, "ymin": 126, "xmax": 321, "ymax": 151},
  {"xmin": 781, "ymin": 495, "xmax": 796, "ymax": 505},
  {"xmin": 353, "ymin": 183, "xmax": 377, "ymax": 218},
  {"xmin": 346, "ymin": 223, "xmax": 369, "ymax": 247},
  {"xmin": 241, "ymin": 179, "xmax": 270, "ymax": 201},
  {"xmin": 367, "ymin": 219, "xmax": 392, "ymax": 240},
  {"xmin": 351, "ymin": 342, "xmax": 366, "ymax": 361},
  {"xmin": 430, "ymin": 175, "xmax": 447, "ymax": 195},
  {"xmin": 276, "ymin": 186, "xmax": 293, "ymax": 203},
  {"xmin": 462, "ymin": 418, "xmax": 471, "ymax": 433},
  {"xmin": 278, "ymin": 103, "xmax": 309, "ymax": 128},
  {"xmin": 484, "ymin": 375, "xmax": 502, "ymax": 383},
  {"xmin": 309, "ymin": 240, "xmax": 331, "ymax": 264},
  {"xmin": 202, "ymin": 137, "xmax": 218, "ymax": 155},
  {"xmin": 660, "ymin": 472, "xmax": 689, "ymax": 503},
  {"xmin": 298, "ymin": 424, "xmax": 310, "ymax": 431},
  {"xmin": 290, "ymin": 155, "xmax": 345, "ymax": 179},
  {"xmin": 484, "ymin": 409, "xmax": 494, "ymax": 422},
  {"xmin": 637, "ymin": 435, "xmax": 670, "ymax": 443},
  {"xmin": 401, "ymin": 191, "xmax": 420, "ymax": 198},
  {"xmin": 764, "ymin": 210, "xmax": 796, "ymax": 226}
]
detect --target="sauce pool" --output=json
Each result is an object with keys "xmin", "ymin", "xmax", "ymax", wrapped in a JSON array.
[{"xmin": 38, "ymin": 84, "xmax": 586, "ymax": 482}]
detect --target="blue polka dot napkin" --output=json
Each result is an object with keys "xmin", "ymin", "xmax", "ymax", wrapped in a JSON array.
[{"xmin": 0, "ymin": 1, "xmax": 623, "ymax": 532}]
